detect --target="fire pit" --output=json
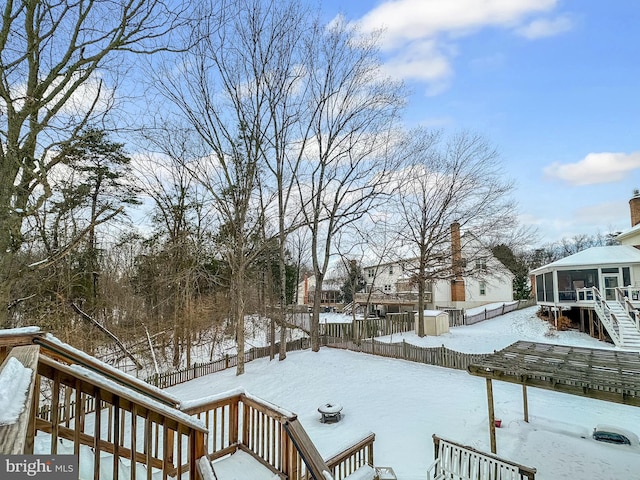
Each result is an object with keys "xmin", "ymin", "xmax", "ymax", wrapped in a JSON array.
[{"xmin": 318, "ymin": 403, "xmax": 343, "ymax": 423}]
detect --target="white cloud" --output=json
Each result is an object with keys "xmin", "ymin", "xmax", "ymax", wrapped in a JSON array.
[
  {"xmin": 543, "ymin": 152, "xmax": 640, "ymax": 186},
  {"xmin": 353, "ymin": 0, "xmax": 568, "ymax": 95},
  {"xmin": 358, "ymin": 0, "xmax": 557, "ymax": 49},
  {"xmin": 379, "ymin": 39, "xmax": 453, "ymax": 88},
  {"xmin": 516, "ymin": 15, "xmax": 573, "ymax": 39}
]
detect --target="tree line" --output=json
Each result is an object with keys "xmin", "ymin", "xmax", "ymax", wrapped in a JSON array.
[{"xmin": 1, "ymin": 0, "xmax": 533, "ymax": 374}]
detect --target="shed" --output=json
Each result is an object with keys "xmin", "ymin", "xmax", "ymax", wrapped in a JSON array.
[{"xmin": 416, "ymin": 310, "xmax": 450, "ymax": 336}]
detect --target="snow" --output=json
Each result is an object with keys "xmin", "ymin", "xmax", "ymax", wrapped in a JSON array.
[
  {"xmin": 0, "ymin": 357, "xmax": 33, "ymax": 425},
  {"xmin": 343, "ymin": 465, "xmax": 375, "ymax": 480},
  {"xmin": 530, "ymin": 245, "xmax": 640, "ymax": 273},
  {"xmin": 320, "ymin": 312, "xmax": 354, "ymax": 324},
  {"xmin": 211, "ymin": 450, "xmax": 281, "ymax": 480},
  {"xmin": 180, "ymin": 387, "xmax": 296, "ymax": 418},
  {"xmin": 67, "ymin": 363, "xmax": 206, "ymax": 430},
  {"xmin": 377, "ymin": 306, "xmax": 613, "ymax": 354},
  {"xmin": 464, "ymin": 301, "xmax": 517, "ymax": 316},
  {"xmin": 197, "ymin": 457, "xmax": 217, "ymax": 480},
  {"xmin": 167, "ymin": 306, "xmax": 640, "ymax": 480},
  {"xmin": 0, "ymin": 325, "xmax": 41, "ymax": 335}
]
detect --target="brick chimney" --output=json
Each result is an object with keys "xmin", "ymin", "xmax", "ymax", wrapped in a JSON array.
[
  {"xmin": 630, "ymin": 190, "xmax": 640, "ymax": 227},
  {"xmin": 450, "ymin": 222, "xmax": 466, "ymax": 302}
]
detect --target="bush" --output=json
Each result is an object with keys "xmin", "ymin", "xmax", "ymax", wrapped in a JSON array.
[{"xmin": 556, "ymin": 315, "xmax": 572, "ymax": 331}]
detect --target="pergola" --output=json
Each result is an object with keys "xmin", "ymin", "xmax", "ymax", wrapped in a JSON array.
[{"xmin": 468, "ymin": 341, "xmax": 640, "ymax": 453}]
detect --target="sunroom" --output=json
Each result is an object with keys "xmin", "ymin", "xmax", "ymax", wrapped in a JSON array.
[{"xmin": 531, "ymin": 245, "xmax": 640, "ymax": 306}]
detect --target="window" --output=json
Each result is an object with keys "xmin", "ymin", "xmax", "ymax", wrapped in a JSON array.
[
  {"xmin": 384, "ymin": 284, "xmax": 392, "ymax": 292},
  {"xmin": 389, "ymin": 266, "xmax": 394, "ymax": 274},
  {"xmin": 479, "ymin": 281, "xmax": 486, "ymax": 296},
  {"xmin": 475, "ymin": 259, "xmax": 487, "ymax": 272},
  {"xmin": 367, "ymin": 269, "xmax": 374, "ymax": 278}
]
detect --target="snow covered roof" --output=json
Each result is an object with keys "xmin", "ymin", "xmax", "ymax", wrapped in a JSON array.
[
  {"xmin": 616, "ymin": 222, "xmax": 640, "ymax": 241},
  {"xmin": 530, "ymin": 245, "xmax": 640, "ymax": 274}
]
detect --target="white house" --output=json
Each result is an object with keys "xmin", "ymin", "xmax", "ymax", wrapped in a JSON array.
[
  {"xmin": 530, "ymin": 193, "xmax": 640, "ymax": 349},
  {"xmin": 354, "ymin": 223, "xmax": 514, "ymax": 316}
]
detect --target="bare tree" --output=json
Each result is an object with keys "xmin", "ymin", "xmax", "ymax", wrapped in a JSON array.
[
  {"xmin": 299, "ymin": 17, "xmax": 405, "ymax": 351},
  {"xmin": 154, "ymin": 0, "xmax": 305, "ymax": 374},
  {"xmin": 0, "ymin": 0, "xmax": 187, "ymax": 325},
  {"xmin": 335, "ymin": 217, "xmax": 401, "ymax": 328},
  {"xmin": 134, "ymin": 126, "xmax": 217, "ymax": 369},
  {"xmin": 392, "ymin": 129, "xmax": 516, "ymax": 336},
  {"xmin": 249, "ymin": 0, "xmax": 316, "ymax": 361}
]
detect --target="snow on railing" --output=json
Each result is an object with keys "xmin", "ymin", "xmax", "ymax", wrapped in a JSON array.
[
  {"xmin": 592, "ymin": 287, "xmax": 621, "ymax": 345},
  {"xmin": 181, "ymin": 391, "xmax": 372, "ymax": 480}
]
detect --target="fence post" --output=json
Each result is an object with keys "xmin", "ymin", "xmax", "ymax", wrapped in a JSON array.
[
  {"xmin": 502, "ymin": 303, "xmax": 505, "ymax": 314},
  {"xmin": 225, "ymin": 354, "xmax": 229, "ymax": 369},
  {"xmin": 403, "ymin": 340, "xmax": 408, "ymax": 360}
]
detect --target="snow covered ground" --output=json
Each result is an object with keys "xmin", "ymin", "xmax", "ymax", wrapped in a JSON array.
[
  {"xmin": 376, "ymin": 305, "xmax": 613, "ymax": 353},
  {"xmin": 168, "ymin": 307, "xmax": 640, "ymax": 480}
]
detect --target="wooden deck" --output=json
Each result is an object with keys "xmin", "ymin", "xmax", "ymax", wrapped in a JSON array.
[{"xmin": 0, "ymin": 329, "xmax": 376, "ymax": 480}]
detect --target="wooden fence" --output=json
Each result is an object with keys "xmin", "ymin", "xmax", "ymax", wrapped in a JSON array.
[
  {"xmin": 463, "ymin": 299, "xmax": 536, "ymax": 326},
  {"xmin": 320, "ymin": 314, "xmax": 415, "ymax": 340},
  {"xmin": 146, "ymin": 337, "xmax": 313, "ymax": 389},
  {"xmin": 144, "ymin": 301, "xmax": 537, "ymax": 390},
  {"xmin": 325, "ymin": 336, "xmax": 489, "ymax": 371}
]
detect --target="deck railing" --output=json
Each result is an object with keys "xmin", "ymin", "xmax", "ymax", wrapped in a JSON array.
[
  {"xmin": 0, "ymin": 331, "xmax": 210, "ymax": 480},
  {"xmin": 181, "ymin": 390, "xmax": 374, "ymax": 480},
  {"xmin": 325, "ymin": 432, "xmax": 375, "ymax": 480}
]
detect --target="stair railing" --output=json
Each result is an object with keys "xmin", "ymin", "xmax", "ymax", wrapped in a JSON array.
[
  {"xmin": 592, "ymin": 287, "xmax": 621, "ymax": 345},
  {"xmin": 616, "ymin": 287, "xmax": 640, "ymax": 333}
]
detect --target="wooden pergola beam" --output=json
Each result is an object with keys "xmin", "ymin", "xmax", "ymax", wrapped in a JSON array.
[{"xmin": 470, "ymin": 340, "xmax": 640, "ymax": 453}]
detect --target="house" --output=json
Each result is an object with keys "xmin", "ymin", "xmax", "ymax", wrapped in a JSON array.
[
  {"xmin": 297, "ymin": 274, "xmax": 343, "ymax": 311},
  {"xmin": 530, "ymin": 193, "xmax": 640, "ymax": 349},
  {"xmin": 354, "ymin": 223, "xmax": 515, "ymax": 316}
]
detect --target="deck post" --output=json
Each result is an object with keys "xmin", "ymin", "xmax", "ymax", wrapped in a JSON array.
[
  {"xmin": 486, "ymin": 378, "xmax": 497, "ymax": 453},
  {"xmin": 522, "ymin": 384, "xmax": 529, "ymax": 423}
]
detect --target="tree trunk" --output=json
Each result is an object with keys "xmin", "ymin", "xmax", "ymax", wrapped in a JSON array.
[
  {"xmin": 278, "ymin": 232, "xmax": 287, "ymax": 361},
  {"xmin": 417, "ymin": 276, "xmax": 426, "ymax": 337},
  {"xmin": 233, "ymin": 264, "xmax": 246, "ymax": 375},
  {"xmin": 310, "ymin": 273, "xmax": 323, "ymax": 351}
]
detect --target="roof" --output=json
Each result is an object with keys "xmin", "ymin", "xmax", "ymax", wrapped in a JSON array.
[
  {"xmin": 530, "ymin": 245, "xmax": 640, "ymax": 274},
  {"xmin": 468, "ymin": 341, "xmax": 640, "ymax": 407},
  {"xmin": 616, "ymin": 222, "xmax": 640, "ymax": 241}
]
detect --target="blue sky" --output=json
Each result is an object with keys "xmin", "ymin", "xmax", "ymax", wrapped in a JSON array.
[{"xmin": 317, "ymin": 0, "xmax": 640, "ymax": 245}]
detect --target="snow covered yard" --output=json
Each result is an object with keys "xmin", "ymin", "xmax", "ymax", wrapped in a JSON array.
[
  {"xmin": 167, "ymin": 306, "xmax": 640, "ymax": 480},
  {"xmin": 376, "ymin": 306, "xmax": 613, "ymax": 353}
]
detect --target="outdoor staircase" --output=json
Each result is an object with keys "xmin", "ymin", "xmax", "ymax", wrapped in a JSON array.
[
  {"xmin": 592, "ymin": 287, "xmax": 640, "ymax": 350},
  {"xmin": 603, "ymin": 301, "xmax": 640, "ymax": 349},
  {"xmin": 342, "ymin": 301, "xmax": 354, "ymax": 314}
]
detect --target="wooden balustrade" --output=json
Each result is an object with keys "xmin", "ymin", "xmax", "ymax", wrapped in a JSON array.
[
  {"xmin": 0, "ymin": 331, "xmax": 209, "ymax": 480},
  {"xmin": 325, "ymin": 433, "xmax": 375, "ymax": 480},
  {"xmin": 34, "ymin": 354, "xmax": 209, "ymax": 480},
  {"xmin": 183, "ymin": 390, "xmax": 375, "ymax": 480},
  {"xmin": 1, "ymin": 331, "xmax": 376, "ymax": 480}
]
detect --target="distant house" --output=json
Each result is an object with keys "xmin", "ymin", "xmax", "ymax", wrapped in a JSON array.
[
  {"xmin": 353, "ymin": 224, "xmax": 514, "ymax": 317},
  {"xmin": 297, "ymin": 274, "xmax": 342, "ymax": 311},
  {"xmin": 530, "ymin": 193, "xmax": 640, "ymax": 349}
]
